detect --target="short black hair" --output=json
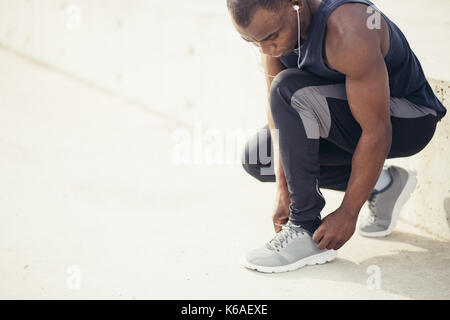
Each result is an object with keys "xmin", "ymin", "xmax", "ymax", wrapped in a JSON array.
[{"xmin": 227, "ymin": 0, "xmax": 290, "ymax": 28}]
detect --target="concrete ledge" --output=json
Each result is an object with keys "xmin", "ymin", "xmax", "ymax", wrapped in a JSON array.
[{"xmin": 387, "ymin": 78, "xmax": 450, "ymax": 240}]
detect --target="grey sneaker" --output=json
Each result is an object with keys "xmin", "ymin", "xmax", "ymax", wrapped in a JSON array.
[
  {"xmin": 358, "ymin": 165, "xmax": 417, "ymax": 238},
  {"xmin": 239, "ymin": 221, "xmax": 337, "ymax": 273}
]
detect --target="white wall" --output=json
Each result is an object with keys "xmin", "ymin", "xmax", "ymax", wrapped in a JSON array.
[
  {"xmin": 0, "ymin": 0, "xmax": 268, "ymax": 130},
  {"xmin": 374, "ymin": 0, "xmax": 450, "ymax": 81},
  {"xmin": 1, "ymin": 0, "xmax": 448, "ymax": 128}
]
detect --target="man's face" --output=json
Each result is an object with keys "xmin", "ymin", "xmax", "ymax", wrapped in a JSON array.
[{"xmin": 231, "ymin": 5, "xmax": 298, "ymax": 58}]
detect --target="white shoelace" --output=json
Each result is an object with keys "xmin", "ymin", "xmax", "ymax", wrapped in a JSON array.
[
  {"xmin": 366, "ymin": 193, "xmax": 380, "ymax": 224},
  {"xmin": 267, "ymin": 223, "xmax": 305, "ymax": 251}
]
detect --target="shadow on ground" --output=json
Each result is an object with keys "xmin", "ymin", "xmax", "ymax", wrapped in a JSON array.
[{"xmin": 244, "ymin": 231, "xmax": 450, "ymax": 299}]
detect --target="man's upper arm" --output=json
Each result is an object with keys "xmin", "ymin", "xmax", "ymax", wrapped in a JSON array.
[{"xmin": 326, "ymin": 10, "xmax": 391, "ymax": 133}]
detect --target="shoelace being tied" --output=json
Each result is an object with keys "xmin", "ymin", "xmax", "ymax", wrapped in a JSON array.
[
  {"xmin": 367, "ymin": 192, "xmax": 380, "ymax": 223},
  {"xmin": 266, "ymin": 223, "xmax": 305, "ymax": 251}
]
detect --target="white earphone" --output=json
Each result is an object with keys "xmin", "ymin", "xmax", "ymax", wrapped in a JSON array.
[{"xmin": 293, "ymin": 3, "xmax": 301, "ymax": 68}]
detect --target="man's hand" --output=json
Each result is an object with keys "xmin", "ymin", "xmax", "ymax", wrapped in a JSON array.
[
  {"xmin": 312, "ymin": 207, "xmax": 358, "ymax": 250},
  {"xmin": 272, "ymin": 190, "xmax": 290, "ymax": 233}
]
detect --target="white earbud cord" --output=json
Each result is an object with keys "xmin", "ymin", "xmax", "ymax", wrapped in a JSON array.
[
  {"xmin": 296, "ymin": 6, "xmax": 301, "ymax": 69},
  {"xmin": 259, "ymin": 4, "xmax": 302, "ymax": 77}
]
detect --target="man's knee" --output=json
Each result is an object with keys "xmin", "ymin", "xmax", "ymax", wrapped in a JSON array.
[
  {"xmin": 270, "ymin": 69, "xmax": 299, "ymax": 103},
  {"xmin": 271, "ymin": 69, "xmax": 320, "ymax": 97},
  {"xmin": 270, "ymin": 69, "xmax": 335, "ymax": 140},
  {"xmin": 269, "ymin": 69, "xmax": 322, "ymax": 114}
]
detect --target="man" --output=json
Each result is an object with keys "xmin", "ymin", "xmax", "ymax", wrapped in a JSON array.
[{"xmin": 227, "ymin": 0, "xmax": 447, "ymax": 273}]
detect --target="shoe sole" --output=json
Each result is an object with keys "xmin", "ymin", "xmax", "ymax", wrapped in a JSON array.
[
  {"xmin": 239, "ymin": 249, "xmax": 338, "ymax": 273},
  {"xmin": 358, "ymin": 169, "xmax": 417, "ymax": 238}
]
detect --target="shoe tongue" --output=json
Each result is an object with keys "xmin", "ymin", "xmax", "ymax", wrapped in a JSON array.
[
  {"xmin": 373, "ymin": 180, "xmax": 391, "ymax": 194},
  {"xmin": 286, "ymin": 222, "xmax": 309, "ymax": 234},
  {"xmin": 369, "ymin": 188, "xmax": 383, "ymax": 202}
]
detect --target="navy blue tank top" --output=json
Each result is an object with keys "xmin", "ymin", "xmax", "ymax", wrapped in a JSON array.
[{"xmin": 280, "ymin": 0, "xmax": 447, "ymax": 121}]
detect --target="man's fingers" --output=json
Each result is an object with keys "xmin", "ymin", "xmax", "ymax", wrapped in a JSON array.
[
  {"xmin": 312, "ymin": 226, "xmax": 325, "ymax": 243},
  {"xmin": 273, "ymin": 220, "xmax": 287, "ymax": 233},
  {"xmin": 317, "ymin": 236, "xmax": 330, "ymax": 250},
  {"xmin": 334, "ymin": 240, "xmax": 345, "ymax": 250},
  {"xmin": 327, "ymin": 239, "xmax": 339, "ymax": 250},
  {"xmin": 273, "ymin": 223, "xmax": 280, "ymax": 233}
]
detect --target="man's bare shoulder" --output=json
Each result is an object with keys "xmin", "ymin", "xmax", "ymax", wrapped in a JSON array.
[
  {"xmin": 326, "ymin": 3, "xmax": 381, "ymax": 48},
  {"xmin": 323, "ymin": 3, "xmax": 388, "ymax": 74}
]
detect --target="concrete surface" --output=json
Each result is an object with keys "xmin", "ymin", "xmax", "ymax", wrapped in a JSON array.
[{"xmin": 1, "ymin": 45, "xmax": 450, "ymax": 300}]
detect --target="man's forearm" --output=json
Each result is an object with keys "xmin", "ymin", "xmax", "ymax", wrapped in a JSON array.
[
  {"xmin": 261, "ymin": 53, "xmax": 288, "ymax": 194},
  {"xmin": 267, "ymin": 103, "xmax": 289, "ymax": 194},
  {"xmin": 340, "ymin": 128, "xmax": 392, "ymax": 217}
]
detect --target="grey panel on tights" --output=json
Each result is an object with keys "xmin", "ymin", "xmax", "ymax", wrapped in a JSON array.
[{"xmin": 290, "ymin": 84, "xmax": 437, "ymax": 139}]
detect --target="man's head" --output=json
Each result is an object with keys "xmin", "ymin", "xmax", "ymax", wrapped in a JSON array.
[{"xmin": 227, "ymin": 0, "xmax": 305, "ymax": 57}]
